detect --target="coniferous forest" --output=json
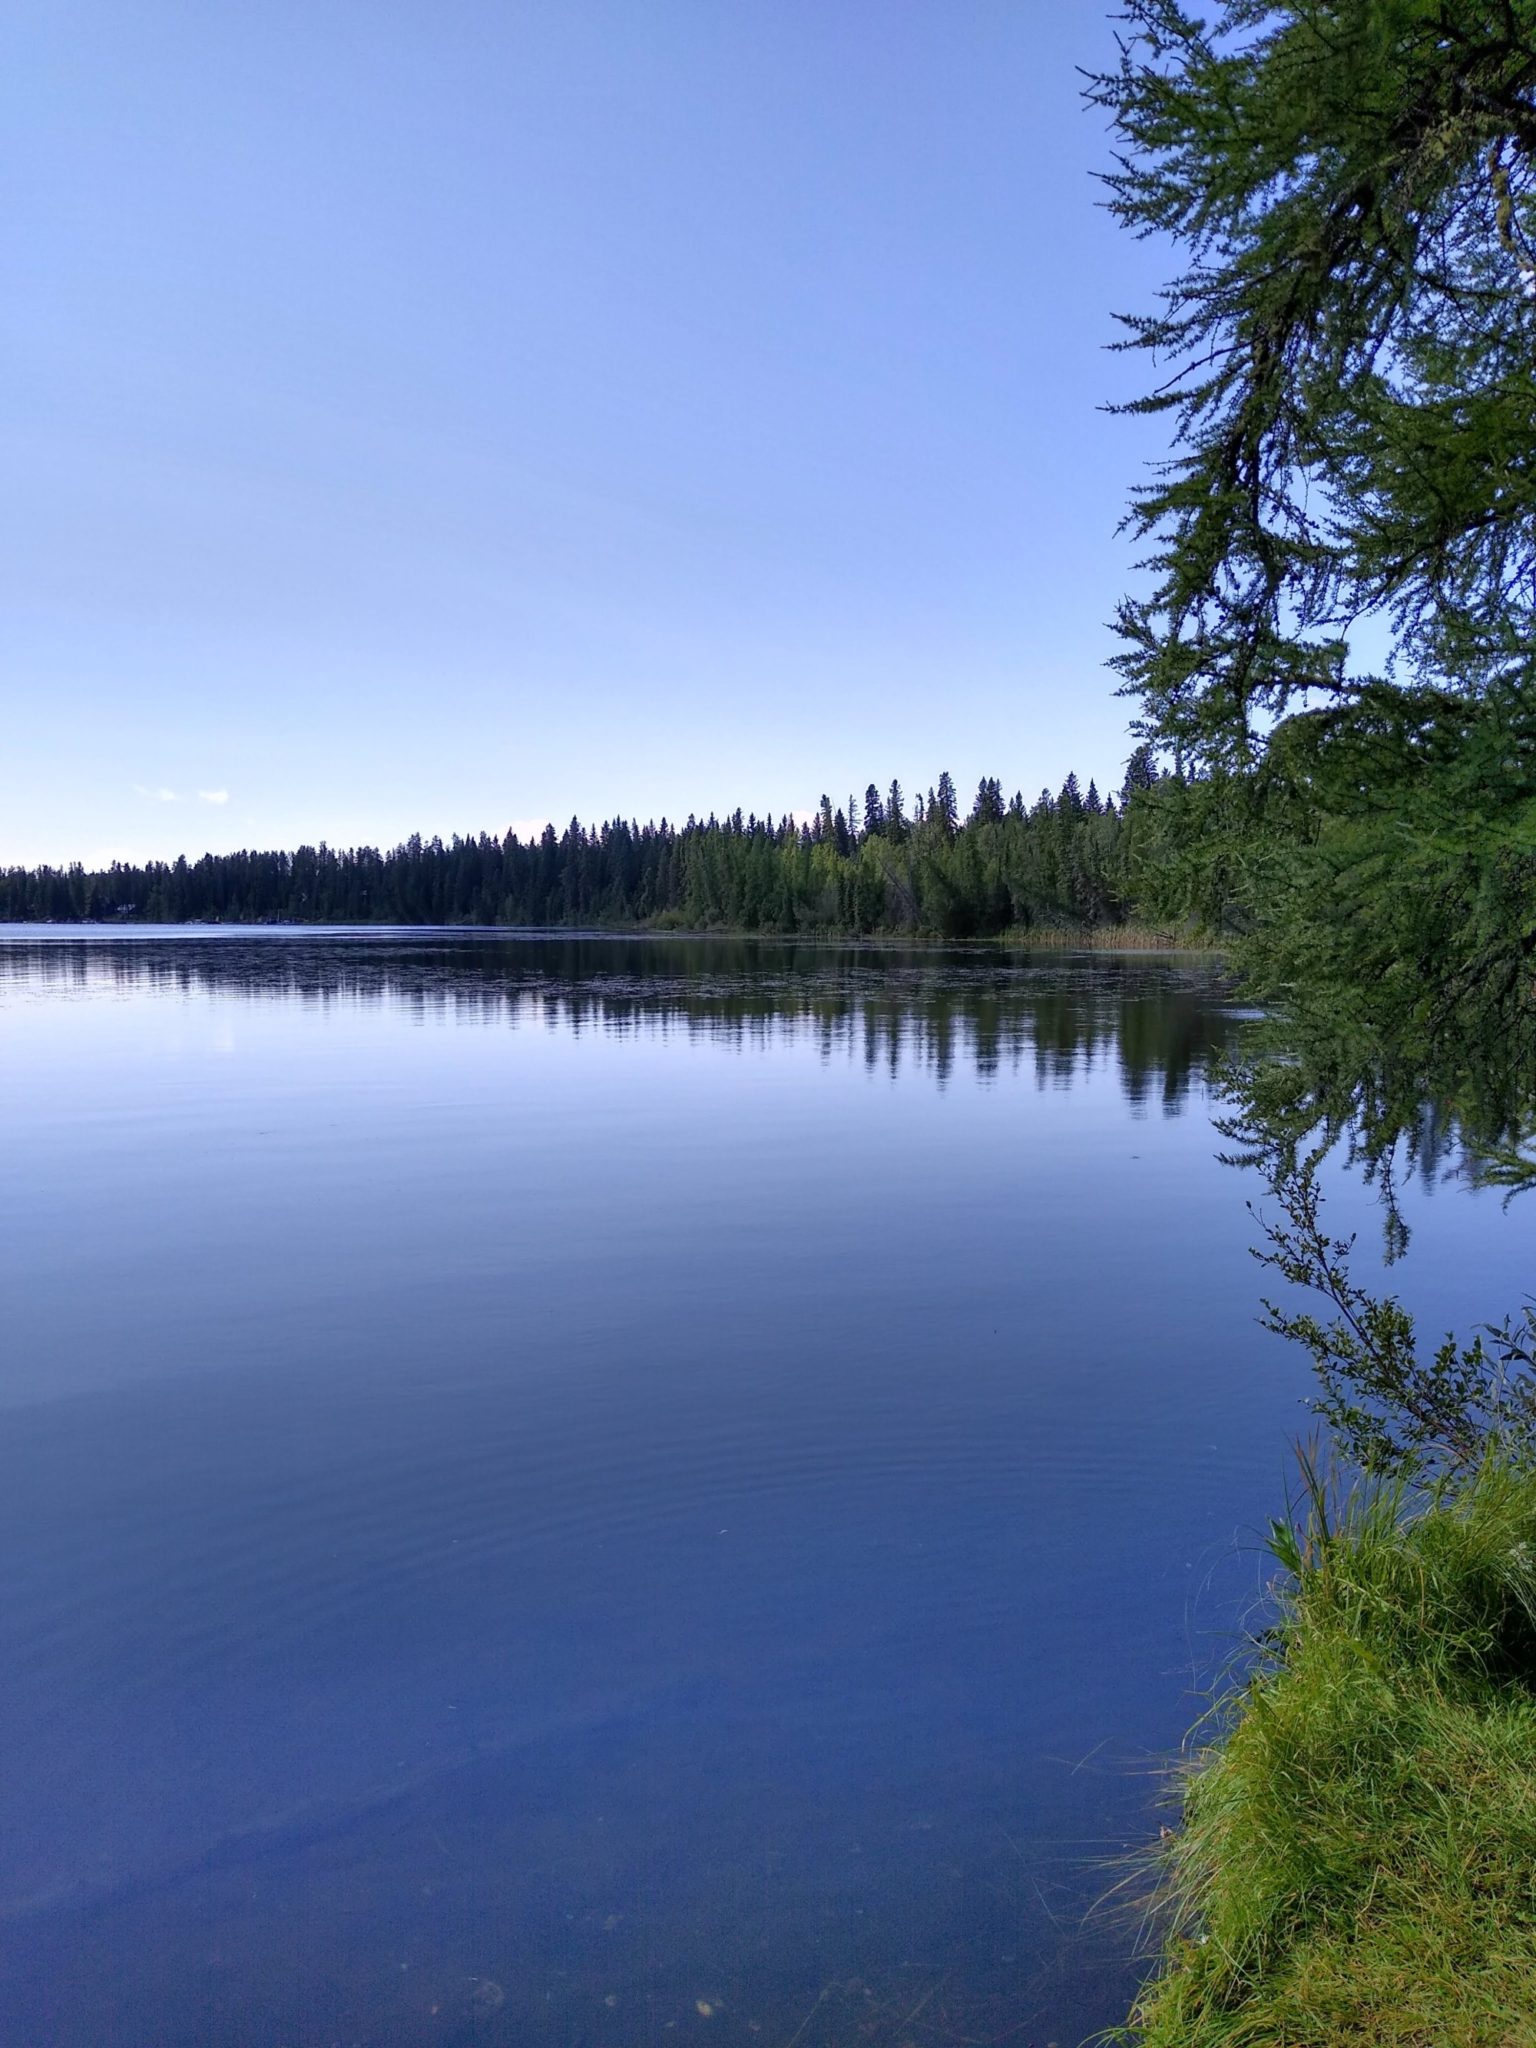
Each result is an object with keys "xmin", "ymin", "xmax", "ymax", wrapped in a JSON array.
[{"xmin": 0, "ymin": 757, "xmax": 1164, "ymax": 935}]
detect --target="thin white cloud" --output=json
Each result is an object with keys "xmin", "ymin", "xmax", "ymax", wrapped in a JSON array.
[
  {"xmin": 198, "ymin": 788, "xmax": 230, "ymax": 805},
  {"xmin": 133, "ymin": 784, "xmax": 180, "ymax": 803}
]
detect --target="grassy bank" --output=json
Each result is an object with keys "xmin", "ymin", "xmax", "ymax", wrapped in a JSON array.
[
  {"xmin": 1125, "ymin": 1456, "xmax": 1536, "ymax": 2046},
  {"xmin": 989, "ymin": 921, "xmax": 1202, "ymax": 951}
]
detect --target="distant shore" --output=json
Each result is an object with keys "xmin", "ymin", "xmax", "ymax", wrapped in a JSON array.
[{"xmin": 3, "ymin": 915, "xmax": 1218, "ymax": 954}]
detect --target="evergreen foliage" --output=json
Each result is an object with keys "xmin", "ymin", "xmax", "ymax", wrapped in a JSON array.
[
  {"xmin": 1094, "ymin": 0, "xmax": 1536, "ymax": 762},
  {"xmin": 0, "ymin": 767, "xmax": 1151, "ymax": 936},
  {"xmin": 1092, "ymin": 0, "xmax": 1536, "ymax": 1092}
]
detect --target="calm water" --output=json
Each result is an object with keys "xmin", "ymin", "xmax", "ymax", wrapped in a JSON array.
[{"xmin": 1, "ymin": 930, "xmax": 1521, "ymax": 2048}]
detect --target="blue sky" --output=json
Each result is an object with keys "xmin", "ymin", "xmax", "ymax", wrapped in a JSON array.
[{"xmin": 5, "ymin": 2, "xmax": 1171, "ymax": 867}]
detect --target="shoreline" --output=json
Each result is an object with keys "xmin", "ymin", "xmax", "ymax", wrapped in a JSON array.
[
  {"xmin": 1, "ymin": 915, "xmax": 1220, "ymax": 955},
  {"xmin": 1128, "ymin": 1459, "xmax": 1536, "ymax": 2043}
]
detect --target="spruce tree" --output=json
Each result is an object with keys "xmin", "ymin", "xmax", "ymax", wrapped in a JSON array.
[
  {"xmin": 970, "ymin": 776, "xmax": 1005, "ymax": 825},
  {"xmin": 1119, "ymin": 745, "xmax": 1156, "ymax": 807}
]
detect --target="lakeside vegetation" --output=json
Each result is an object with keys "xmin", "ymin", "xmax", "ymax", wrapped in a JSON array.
[
  {"xmin": 0, "ymin": 761, "xmax": 1165, "ymax": 937},
  {"xmin": 1095, "ymin": 1, "xmax": 1536, "ymax": 2038},
  {"xmin": 1125, "ymin": 1456, "xmax": 1536, "ymax": 2046}
]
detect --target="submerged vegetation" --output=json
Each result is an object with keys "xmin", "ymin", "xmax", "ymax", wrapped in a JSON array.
[
  {"xmin": 0, "ymin": 763, "xmax": 1165, "ymax": 937},
  {"xmin": 1126, "ymin": 1456, "xmax": 1536, "ymax": 2047}
]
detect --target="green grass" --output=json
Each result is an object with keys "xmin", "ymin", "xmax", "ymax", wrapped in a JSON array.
[{"xmin": 1122, "ymin": 1454, "xmax": 1536, "ymax": 2047}]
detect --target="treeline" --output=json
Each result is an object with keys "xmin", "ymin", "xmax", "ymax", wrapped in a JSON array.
[{"xmin": 1, "ymin": 759, "xmax": 1163, "ymax": 936}]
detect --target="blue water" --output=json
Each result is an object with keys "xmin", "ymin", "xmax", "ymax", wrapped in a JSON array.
[{"xmin": 0, "ymin": 930, "xmax": 1522, "ymax": 2047}]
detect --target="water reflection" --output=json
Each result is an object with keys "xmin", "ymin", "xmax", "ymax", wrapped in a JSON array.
[
  {"xmin": 0, "ymin": 927, "xmax": 1236, "ymax": 1103},
  {"xmin": 1207, "ymin": 969, "xmax": 1536, "ymax": 1479}
]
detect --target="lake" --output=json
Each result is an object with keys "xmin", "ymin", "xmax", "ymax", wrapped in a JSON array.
[{"xmin": 0, "ymin": 930, "xmax": 1520, "ymax": 2047}]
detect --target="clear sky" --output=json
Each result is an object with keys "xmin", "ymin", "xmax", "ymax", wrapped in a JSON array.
[{"xmin": 5, "ymin": 1, "xmax": 1172, "ymax": 868}]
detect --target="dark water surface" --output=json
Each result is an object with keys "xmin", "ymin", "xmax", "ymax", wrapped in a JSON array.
[{"xmin": 1, "ymin": 930, "xmax": 1521, "ymax": 2048}]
